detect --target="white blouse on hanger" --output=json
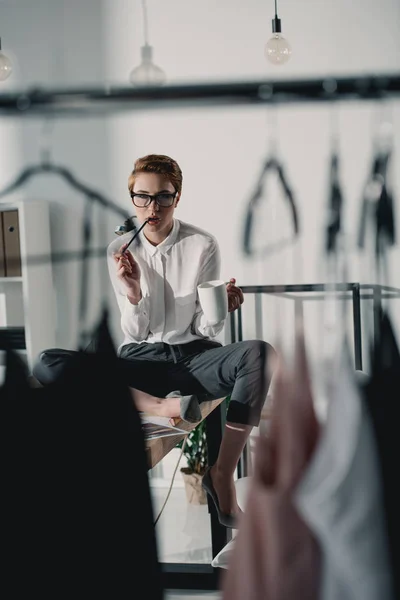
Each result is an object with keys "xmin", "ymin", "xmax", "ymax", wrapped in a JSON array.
[{"xmin": 294, "ymin": 342, "xmax": 394, "ymax": 600}]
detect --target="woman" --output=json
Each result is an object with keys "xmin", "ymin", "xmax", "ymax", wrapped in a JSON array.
[
  {"xmin": 35, "ymin": 154, "xmax": 276, "ymax": 528},
  {"xmin": 109, "ymin": 154, "xmax": 276, "ymax": 527}
]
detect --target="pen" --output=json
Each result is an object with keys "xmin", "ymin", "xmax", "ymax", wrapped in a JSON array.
[{"xmin": 123, "ymin": 218, "xmax": 149, "ymax": 253}]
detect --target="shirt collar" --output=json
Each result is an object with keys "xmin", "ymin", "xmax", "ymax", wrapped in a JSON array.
[{"xmin": 139, "ymin": 218, "xmax": 180, "ymax": 256}]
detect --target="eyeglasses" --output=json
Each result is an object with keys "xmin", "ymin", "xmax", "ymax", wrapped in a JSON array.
[{"xmin": 130, "ymin": 192, "xmax": 177, "ymax": 208}]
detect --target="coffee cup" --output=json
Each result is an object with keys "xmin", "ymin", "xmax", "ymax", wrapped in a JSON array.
[{"xmin": 197, "ymin": 279, "xmax": 228, "ymax": 325}]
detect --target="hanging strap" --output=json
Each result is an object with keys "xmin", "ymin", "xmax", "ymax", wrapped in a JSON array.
[
  {"xmin": 325, "ymin": 151, "xmax": 344, "ymax": 256},
  {"xmin": 78, "ymin": 195, "xmax": 94, "ymax": 349},
  {"xmin": 318, "ymin": 146, "xmax": 348, "ymax": 386}
]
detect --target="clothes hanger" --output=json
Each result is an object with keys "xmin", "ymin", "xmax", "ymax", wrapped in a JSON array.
[
  {"xmin": 321, "ymin": 105, "xmax": 345, "ymax": 334},
  {"xmin": 0, "ymin": 157, "xmax": 130, "ymax": 222},
  {"xmin": 316, "ymin": 104, "xmax": 351, "ymax": 417},
  {"xmin": 0, "ymin": 119, "xmax": 132, "ymax": 349},
  {"xmin": 0, "ymin": 118, "xmax": 130, "ymax": 223},
  {"xmin": 241, "ymin": 106, "xmax": 302, "ymax": 381},
  {"xmin": 357, "ymin": 130, "xmax": 395, "ymax": 264},
  {"xmin": 242, "ymin": 109, "xmax": 299, "ymax": 258}
]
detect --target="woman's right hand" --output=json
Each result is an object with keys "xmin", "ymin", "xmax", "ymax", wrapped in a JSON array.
[{"xmin": 114, "ymin": 243, "xmax": 142, "ymax": 303}]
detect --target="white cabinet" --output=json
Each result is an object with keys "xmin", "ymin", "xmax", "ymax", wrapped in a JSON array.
[{"xmin": 0, "ymin": 199, "xmax": 56, "ymax": 371}]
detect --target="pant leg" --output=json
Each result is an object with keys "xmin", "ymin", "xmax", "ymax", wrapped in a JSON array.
[
  {"xmin": 178, "ymin": 340, "xmax": 276, "ymax": 426},
  {"xmin": 33, "ymin": 348, "xmax": 79, "ymax": 385},
  {"xmin": 32, "ymin": 332, "xmax": 115, "ymax": 386},
  {"xmin": 33, "ymin": 343, "xmax": 172, "ymax": 396},
  {"xmin": 32, "ymin": 335, "xmax": 106, "ymax": 386}
]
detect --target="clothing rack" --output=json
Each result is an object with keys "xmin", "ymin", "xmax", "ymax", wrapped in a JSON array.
[
  {"xmin": 1, "ymin": 71, "xmax": 399, "ymax": 593},
  {"xmin": 0, "ymin": 73, "xmax": 399, "ymax": 117}
]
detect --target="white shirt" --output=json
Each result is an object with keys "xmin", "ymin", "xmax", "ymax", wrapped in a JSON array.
[{"xmin": 107, "ymin": 218, "xmax": 225, "ymax": 354}]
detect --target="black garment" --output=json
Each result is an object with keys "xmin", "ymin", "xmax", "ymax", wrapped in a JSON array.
[
  {"xmin": 34, "ymin": 338, "xmax": 275, "ymax": 427},
  {"xmin": 0, "ymin": 314, "xmax": 164, "ymax": 599},
  {"xmin": 361, "ymin": 311, "xmax": 400, "ymax": 600}
]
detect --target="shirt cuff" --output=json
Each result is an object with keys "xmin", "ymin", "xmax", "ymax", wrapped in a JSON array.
[{"xmin": 124, "ymin": 294, "xmax": 148, "ymax": 315}]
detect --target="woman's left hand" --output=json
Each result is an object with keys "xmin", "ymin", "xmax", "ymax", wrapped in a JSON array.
[{"xmin": 226, "ymin": 278, "xmax": 244, "ymax": 312}]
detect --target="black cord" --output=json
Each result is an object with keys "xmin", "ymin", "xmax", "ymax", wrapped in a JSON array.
[{"xmin": 142, "ymin": 0, "xmax": 149, "ymax": 45}]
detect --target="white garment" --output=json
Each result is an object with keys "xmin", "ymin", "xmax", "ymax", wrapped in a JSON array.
[
  {"xmin": 294, "ymin": 342, "xmax": 394, "ymax": 600},
  {"xmin": 107, "ymin": 218, "xmax": 225, "ymax": 353}
]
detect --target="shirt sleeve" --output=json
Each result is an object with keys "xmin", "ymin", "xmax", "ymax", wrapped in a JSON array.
[
  {"xmin": 107, "ymin": 245, "xmax": 150, "ymax": 342},
  {"xmin": 191, "ymin": 238, "xmax": 226, "ymax": 339}
]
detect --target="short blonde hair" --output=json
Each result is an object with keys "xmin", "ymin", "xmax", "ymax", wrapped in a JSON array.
[{"xmin": 128, "ymin": 154, "xmax": 183, "ymax": 194}]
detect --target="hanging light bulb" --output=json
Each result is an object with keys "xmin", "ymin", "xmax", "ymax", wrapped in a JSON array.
[
  {"xmin": 0, "ymin": 37, "xmax": 12, "ymax": 81},
  {"xmin": 129, "ymin": 44, "xmax": 166, "ymax": 86},
  {"xmin": 265, "ymin": 0, "xmax": 292, "ymax": 66},
  {"xmin": 129, "ymin": 0, "xmax": 166, "ymax": 86}
]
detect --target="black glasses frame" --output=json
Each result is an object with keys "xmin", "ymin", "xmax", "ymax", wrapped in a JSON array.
[{"xmin": 130, "ymin": 192, "xmax": 177, "ymax": 208}]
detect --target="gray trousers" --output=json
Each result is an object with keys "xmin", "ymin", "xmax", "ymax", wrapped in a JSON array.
[{"xmin": 34, "ymin": 338, "xmax": 275, "ymax": 426}]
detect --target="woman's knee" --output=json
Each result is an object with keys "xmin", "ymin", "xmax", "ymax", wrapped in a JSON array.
[
  {"xmin": 240, "ymin": 339, "xmax": 276, "ymax": 369},
  {"xmin": 32, "ymin": 348, "xmax": 76, "ymax": 385}
]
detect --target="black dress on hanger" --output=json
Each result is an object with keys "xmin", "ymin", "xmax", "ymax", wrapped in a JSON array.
[
  {"xmin": 0, "ymin": 312, "xmax": 164, "ymax": 599},
  {"xmin": 361, "ymin": 311, "xmax": 400, "ymax": 600},
  {"xmin": 357, "ymin": 140, "xmax": 399, "ymax": 599}
]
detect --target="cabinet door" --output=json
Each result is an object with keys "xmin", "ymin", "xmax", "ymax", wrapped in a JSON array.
[{"xmin": 3, "ymin": 210, "xmax": 22, "ymax": 277}]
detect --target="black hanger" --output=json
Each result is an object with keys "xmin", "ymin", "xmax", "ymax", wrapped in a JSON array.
[
  {"xmin": 242, "ymin": 156, "xmax": 299, "ymax": 257},
  {"xmin": 0, "ymin": 157, "xmax": 133, "ymax": 349},
  {"xmin": 0, "ymin": 161, "xmax": 130, "ymax": 222}
]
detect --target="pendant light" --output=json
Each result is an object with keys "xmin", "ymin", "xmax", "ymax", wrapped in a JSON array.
[
  {"xmin": 265, "ymin": 0, "xmax": 292, "ymax": 65},
  {"xmin": 129, "ymin": 0, "xmax": 166, "ymax": 86},
  {"xmin": 0, "ymin": 38, "xmax": 12, "ymax": 82}
]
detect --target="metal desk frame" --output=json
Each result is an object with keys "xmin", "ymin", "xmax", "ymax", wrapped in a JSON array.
[{"xmin": 229, "ymin": 282, "xmax": 400, "ymax": 480}]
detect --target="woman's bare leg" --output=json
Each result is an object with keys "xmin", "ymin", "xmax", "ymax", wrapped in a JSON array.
[
  {"xmin": 209, "ymin": 423, "xmax": 253, "ymax": 516},
  {"xmin": 130, "ymin": 388, "xmax": 181, "ymax": 419}
]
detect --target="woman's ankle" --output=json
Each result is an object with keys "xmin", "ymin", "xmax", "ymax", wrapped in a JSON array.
[{"xmin": 210, "ymin": 463, "xmax": 236, "ymax": 481}]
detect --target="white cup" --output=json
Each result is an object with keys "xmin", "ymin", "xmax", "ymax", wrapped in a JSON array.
[{"xmin": 197, "ymin": 279, "xmax": 228, "ymax": 325}]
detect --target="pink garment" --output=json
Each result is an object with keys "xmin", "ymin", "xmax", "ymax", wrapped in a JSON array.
[{"xmin": 222, "ymin": 328, "xmax": 321, "ymax": 600}]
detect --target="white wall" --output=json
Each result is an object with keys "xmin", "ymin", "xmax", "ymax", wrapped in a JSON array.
[
  {"xmin": 104, "ymin": 0, "xmax": 400, "ymax": 369},
  {"xmin": 0, "ymin": 0, "xmax": 399, "ymax": 369},
  {"xmin": 0, "ymin": 0, "xmax": 117, "ymax": 349}
]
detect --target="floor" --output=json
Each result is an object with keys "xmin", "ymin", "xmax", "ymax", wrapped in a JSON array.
[
  {"xmin": 150, "ymin": 436, "xmax": 253, "ymax": 566},
  {"xmin": 151, "ymin": 449, "xmax": 214, "ymax": 565},
  {"xmin": 151, "ymin": 449, "xmax": 224, "ymax": 598},
  {"xmin": 166, "ymin": 592, "xmax": 221, "ymax": 599},
  {"xmin": 150, "ymin": 447, "xmax": 246, "ymax": 599}
]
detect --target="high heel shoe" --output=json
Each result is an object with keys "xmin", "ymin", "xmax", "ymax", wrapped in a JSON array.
[
  {"xmin": 166, "ymin": 390, "xmax": 202, "ymax": 424},
  {"xmin": 201, "ymin": 467, "xmax": 238, "ymax": 529}
]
